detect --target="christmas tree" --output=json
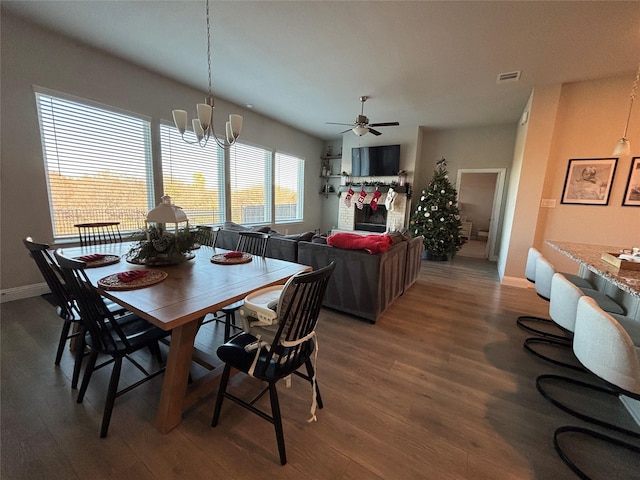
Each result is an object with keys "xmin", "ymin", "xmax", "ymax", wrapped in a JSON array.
[{"xmin": 410, "ymin": 159, "xmax": 463, "ymax": 259}]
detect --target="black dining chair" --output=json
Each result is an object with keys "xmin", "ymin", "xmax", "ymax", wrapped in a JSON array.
[
  {"xmin": 215, "ymin": 231, "xmax": 270, "ymax": 342},
  {"xmin": 23, "ymin": 237, "xmax": 85, "ymax": 388},
  {"xmin": 211, "ymin": 262, "xmax": 335, "ymax": 465},
  {"xmin": 54, "ymin": 249, "xmax": 170, "ymax": 438},
  {"xmin": 74, "ymin": 222, "xmax": 122, "ymax": 247},
  {"xmin": 194, "ymin": 225, "xmax": 220, "ymax": 248}
]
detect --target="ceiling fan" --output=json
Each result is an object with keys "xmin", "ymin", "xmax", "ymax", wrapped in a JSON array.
[{"xmin": 327, "ymin": 96, "xmax": 399, "ymax": 136}]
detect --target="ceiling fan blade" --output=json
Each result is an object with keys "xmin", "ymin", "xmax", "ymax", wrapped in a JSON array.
[
  {"xmin": 339, "ymin": 128, "xmax": 353, "ymax": 134},
  {"xmin": 368, "ymin": 122, "xmax": 400, "ymax": 127},
  {"xmin": 326, "ymin": 122, "xmax": 355, "ymax": 126},
  {"xmin": 368, "ymin": 128, "xmax": 382, "ymax": 136}
]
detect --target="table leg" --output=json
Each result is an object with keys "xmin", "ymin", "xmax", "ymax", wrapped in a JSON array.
[{"xmin": 155, "ymin": 320, "xmax": 199, "ymax": 433}]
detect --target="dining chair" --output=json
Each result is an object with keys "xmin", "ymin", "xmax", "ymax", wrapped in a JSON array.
[
  {"xmin": 211, "ymin": 262, "xmax": 335, "ymax": 465},
  {"xmin": 74, "ymin": 222, "xmax": 122, "ymax": 247},
  {"xmin": 194, "ymin": 225, "xmax": 220, "ymax": 247},
  {"xmin": 536, "ymin": 296, "xmax": 640, "ymax": 478},
  {"xmin": 23, "ymin": 237, "xmax": 85, "ymax": 388},
  {"xmin": 217, "ymin": 231, "xmax": 270, "ymax": 342},
  {"xmin": 54, "ymin": 249, "xmax": 170, "ymax": 438}
]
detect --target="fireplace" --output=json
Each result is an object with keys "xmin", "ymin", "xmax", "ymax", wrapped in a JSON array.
[{"xmin": 354, "ymin": 205, "xmax": 387, "ymax": 233}]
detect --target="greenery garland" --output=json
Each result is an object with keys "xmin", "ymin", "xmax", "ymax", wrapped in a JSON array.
[{"xmin": 126, "ymin": 224, "xmax": 195, "ymax": 265}]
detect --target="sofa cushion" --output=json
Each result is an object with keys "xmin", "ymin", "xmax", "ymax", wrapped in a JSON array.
[
  {"xmin": 327, "ymin": 232, "xmax": 393, "ymax": 254},
  {"xmin": 223, "ymin": 221, "xmax": 270, "ymax": 233},
  {"xmin": 276, "ymin": 231, "xmax": 315, "ymax": 242},
  {"xmin": 311, "ymin": 234, "xmax": 327, "ymax": 244}
]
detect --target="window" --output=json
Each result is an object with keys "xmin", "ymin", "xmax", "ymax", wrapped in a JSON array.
[
  {"xmin": 274, "ymin": 152, "xmax": 304, "ymax": 223},
  {"xmin": 35, "ymin": 89, "xmax": 153, "ymax": 240},
  {"xmin": 159, "ymin": 124, "xmax": 225, "ymax": 225},
  {"xmin": 228, "ymin": 142, "xmax": 272, "ymax": 224}
]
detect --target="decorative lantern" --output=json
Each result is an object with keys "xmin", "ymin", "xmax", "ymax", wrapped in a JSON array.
[
  {"xmin": 146, "ymin": 195, "xmax": 189, "ymax": 234},
  {"xmin": 398, "ymin": 170, "xmax": 408, "ymax": 187}
]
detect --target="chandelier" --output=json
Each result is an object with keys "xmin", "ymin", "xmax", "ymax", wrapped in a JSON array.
[
  {"xmin": 612, "ymin": 61, "xmax": 640, "ymax": 156},
  {"xmin": 172, "ymin": 0, "xmax": 242, "ymax": 149}
]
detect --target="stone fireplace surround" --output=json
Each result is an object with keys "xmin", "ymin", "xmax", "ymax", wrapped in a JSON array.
[{"xmin": 337, "ymin": 186, "xmax": 409, "ymax": 233}]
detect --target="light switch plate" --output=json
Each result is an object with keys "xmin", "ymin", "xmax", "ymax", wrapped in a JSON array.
[{"xmin": 540, "ymin": 199, "xmax": 556, "ymax": 208}]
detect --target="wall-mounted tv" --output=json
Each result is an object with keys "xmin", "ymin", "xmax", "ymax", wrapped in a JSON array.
[{"xmin": 352, "ymin": 144, "xmax": 400, "ymax": 176}]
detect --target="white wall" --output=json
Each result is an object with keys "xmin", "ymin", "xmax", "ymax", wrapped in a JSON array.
[{"xmin": 0, "ymin": 13, "xmax": 323, "ymax": 295}]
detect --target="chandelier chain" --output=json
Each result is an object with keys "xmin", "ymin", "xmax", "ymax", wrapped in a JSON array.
[{"xmin": 206, "ymin": 0, "xmax": 212, "ymax": 97}]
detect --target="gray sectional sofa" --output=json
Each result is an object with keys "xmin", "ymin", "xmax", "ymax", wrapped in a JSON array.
[
  {"xmin": 298, "ymin": 235, "xmax": 423, "ymax": 323},
  {"xmin": 214, "ymin": 222, "xmax": 423, "ymax": 323}
]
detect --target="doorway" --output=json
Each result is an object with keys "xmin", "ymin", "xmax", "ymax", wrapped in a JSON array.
[{"xmin": 455, "ymin": 168, "xmax": 506, "ymax": 261}]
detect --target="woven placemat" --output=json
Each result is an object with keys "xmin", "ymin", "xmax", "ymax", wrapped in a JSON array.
[
  {"xmin": 98, "ymin": 270, "xmax": 168, "ymax": 291},
  {"xmin": 75, "ymin": 254, "xmax": 121, "ymax": 268},
  {"xmin": 211, "ymin": 253, "xmax": 253, "ymax": 265}
]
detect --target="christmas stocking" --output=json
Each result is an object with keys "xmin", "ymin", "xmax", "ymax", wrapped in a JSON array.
[
  {"xmin": 355, "ymin": 188, "xmax": 367, "ymax": 210},
  {"xmin": 385, "ymin": 188, "xmax": 397, "ymax": 212},
  {"xmin": 370, "ymin": 189, "xmax": 382, "ymax": 211},
  {"xmin": 344, "ymin": 187, "xmax": 355, "ymax": 207}
]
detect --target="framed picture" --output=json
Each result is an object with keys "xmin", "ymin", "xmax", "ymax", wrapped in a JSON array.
[
  {"xmin": 622, "ymin": 157, "xmax": 640, "ymax": 206},
  {"xmin": 561, "ymin": 157, "xmax": 618, "ymax": 205}
]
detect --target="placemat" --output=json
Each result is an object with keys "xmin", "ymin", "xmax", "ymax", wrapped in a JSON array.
[
  {"xmin": 75, "ymin": 254, "xmax": 121, "ymax": 268},
  {"xmin": 211, "ymin": 252, "xmax": 253, "ymax": 265},
  {"xmin": 98, "ymin": 270, "xmax": 168, "ymax": 291}
]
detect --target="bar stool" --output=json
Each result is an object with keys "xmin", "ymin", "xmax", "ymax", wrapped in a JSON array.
[
  {"xmin": 536, "ymin": 296, "xmax": 640, "ymax": 478},
  {"xmin": 516, "ymin": 247, "xmax": 594, "ymax": 339}
]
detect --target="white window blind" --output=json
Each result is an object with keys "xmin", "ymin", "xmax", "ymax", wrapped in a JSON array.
[
  {"xmin": 159, "ymin": 124, "xmax": 225, "ymax": 226},
  {"xmin": 228, "ymin": 142, "xmax": 272, "ymax": 224},
  {"xmin": 274, "ymin": 152, "xmax": 304, "ymax": 223},
  {"xmin": 35, "ymin": 90, "xmax": 153, "ymax": 240}
]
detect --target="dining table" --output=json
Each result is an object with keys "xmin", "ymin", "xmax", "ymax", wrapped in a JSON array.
[{"xmin": 56, "ymin": 241, "xmax": 311, "ymax": 433}]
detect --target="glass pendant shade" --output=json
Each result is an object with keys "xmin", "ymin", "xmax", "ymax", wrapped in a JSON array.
[
  {"xmin": 172, "ymin": 110, "xmax": 188, "ymax": 134},
  {"xmin": 612, "ymin": 137, "xmax": 631, "ymax": 156},
  {"xmin": 352, "ymin": 126, "xmax": 368, "ymax": 136}
]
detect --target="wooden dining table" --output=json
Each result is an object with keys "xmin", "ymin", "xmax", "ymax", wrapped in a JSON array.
[{"xmin": 56, "ymin": 241, "xmax": 311, "ymax": 433}]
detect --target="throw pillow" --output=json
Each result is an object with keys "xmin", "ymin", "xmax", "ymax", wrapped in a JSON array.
[{"xmin": 326, "ymin": 232, "xmax": 393, "ymax": 254}]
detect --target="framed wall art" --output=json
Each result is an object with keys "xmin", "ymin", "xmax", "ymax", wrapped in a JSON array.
[
  {"xmin": 622, "ymin": 156, "xmax": 640, "ymax": 206},
  {"xmin": 560, "ymin": 157, "xmax": 618, "ymax": 206}
]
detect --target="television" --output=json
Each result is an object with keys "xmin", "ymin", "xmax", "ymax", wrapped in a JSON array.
[{"xmin": 352, "ymin": 144, "xmax": 400, "ymax": 176}]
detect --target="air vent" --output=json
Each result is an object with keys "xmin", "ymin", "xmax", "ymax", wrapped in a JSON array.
[{"xmin": 497, "ymin": 71, "xmax": 521, "ymax": 83}]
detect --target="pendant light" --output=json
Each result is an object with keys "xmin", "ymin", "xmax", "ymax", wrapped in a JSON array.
[{"xmin": 612, "ymin": 62, "xmax": 640, "ymax": 156}]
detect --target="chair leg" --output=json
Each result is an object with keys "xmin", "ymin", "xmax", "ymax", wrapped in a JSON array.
[
  {"xmin": 305, "ymin": 358, "xmax": 323, "ymax": 409},
  {"xmin": 100, "ymin": 356, "xmax": 122, "ymax": 438},
  {"xmin": 554, "ymin": 425, "xmax": 640, "ymax": 480},
  {"xmin": 71, "ymin": 333, "xmax": 87, "ymax": 389},
  {"xmin": 55, "ymin": 319, "xmax": 72, "ymax": 365},
  {"xmin": 269, "ymin": 382, "xmax": 287, "ymax": 465},
  {"xmin": 77, "ymin": 350, "xmax": 98, "ymax": 403},
  {"xmin": 148, "ymin": 341, "xmax": 163, "ymax": 364},
  {"xmin": 523, "ymin": 337, "xmax": 585, "ymax": 372},
  {"xmin": 224, "ymin": 311, "xmax": 233, "ymax": 343},
  {"xmin": 211, "ymin": 363, "xmax": 232, "ymax": 427},
  {"xmin": 516, "ymin": 315, "xmax": 571, "ymax": 341}
]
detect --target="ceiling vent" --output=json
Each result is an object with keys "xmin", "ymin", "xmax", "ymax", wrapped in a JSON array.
[{"xmin": 496, "ymin": 71, "xmax": 521, "ymax": 83}]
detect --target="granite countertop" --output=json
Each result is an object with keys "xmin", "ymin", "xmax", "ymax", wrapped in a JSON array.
[{"xmin": 546, "ymin": 241, "xmax": 640, "ymax": 298}]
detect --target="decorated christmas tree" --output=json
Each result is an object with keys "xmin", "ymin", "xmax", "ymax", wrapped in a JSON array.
[{"xmin": 410, "ymin": 159, "xmax": 463, "ymax": 260}]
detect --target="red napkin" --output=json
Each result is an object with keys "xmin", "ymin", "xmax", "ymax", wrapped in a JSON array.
[
  {"xmin": 77, "ymin": 254, "xmax": 106, "ymax": 262},
  {"xmin": 117, "ymin": 270, "xmax": 148, "ymax": 283},
  {"xmin": 224, "ymin": 251, "xmax": 244, "ymax": 259}
]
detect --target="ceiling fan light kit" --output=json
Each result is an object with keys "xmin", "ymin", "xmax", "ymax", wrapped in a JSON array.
[{"xmin": 327, "ymin": 96, "xmax": 399, "ymax": 137}]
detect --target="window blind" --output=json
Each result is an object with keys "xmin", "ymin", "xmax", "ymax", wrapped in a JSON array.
[
  {"xmin": 274, "ymin": 152, "xmax": 304, "ymax": 223},
  {"xmin": 228, "ymin": 142, "xmax": 272, "ymax": 225},
  {"xmin": 35, "ymin": 90, "xmax": 153, "ymax": 239},
  {"xmin": 159, "ymin": 123, "xmax": 225, "ymax": 226}
]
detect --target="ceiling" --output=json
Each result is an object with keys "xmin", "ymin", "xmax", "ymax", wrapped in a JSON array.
[{"xmin": 3, "ymin": 1, "xmax": 640, "ymax": 140}]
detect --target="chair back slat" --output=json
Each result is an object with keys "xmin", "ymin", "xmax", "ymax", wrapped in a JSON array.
[
  {"xmin": 74, "ymin": 222, "xmax": 122, "ymax": 247},
  {"xmin": 257, "ymin": 263, "xmax": 335, "ymax": 376},
  {"xmin": 54, "ymin": 250, "xmax": 130, "ymax": 353},
  {"xmin": 195, "ymin": 225, "xmax": 219, "ymax": 247},
  {"xmin": 236, "ymin": 231, "xmax": 269, "ymax": 257},
  {"xmin": 23, "ymin": 237, "xmax": 76, "ymax": 319}
]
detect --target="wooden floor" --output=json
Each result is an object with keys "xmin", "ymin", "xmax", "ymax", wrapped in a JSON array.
[{"xmin": 2, "ymin": 256, "xmax": 639, "ymax": 479}]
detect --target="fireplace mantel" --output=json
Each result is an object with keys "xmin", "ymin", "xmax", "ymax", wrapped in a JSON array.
[{"xmin": 337, "ymin": 186, "xmax": 411, "ymax": 233}]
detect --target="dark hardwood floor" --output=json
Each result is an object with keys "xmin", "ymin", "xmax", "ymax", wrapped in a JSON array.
[{"xmin": 2, "ymin": 256, "xmax": 639, "ymax": 479}]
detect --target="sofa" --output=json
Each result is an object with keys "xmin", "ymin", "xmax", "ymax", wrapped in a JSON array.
[
  {"xmin": 297, "ymin": 234, "xmax": 423, "ymax": 323},
  {"xmin": 215, "ymin": 222, "xmax": 314, "ymax": 263}
]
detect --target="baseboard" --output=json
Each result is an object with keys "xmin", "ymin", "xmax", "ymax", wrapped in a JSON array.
[
  {"xmin": 1, "ymin": 283, "xmax": 50, "ymax": 303},
  {"xmin": 501, "ymin": 276, "xmax": 532, "ymax": 289}
]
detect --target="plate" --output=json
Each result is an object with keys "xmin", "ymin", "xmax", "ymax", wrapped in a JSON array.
[
  {"xmin": 74, "ymin": 254, "xmax": 121, "ymax": 268},
  {"xmin": 98, "ymin": 270, "xmax": 168, "ymax": 291},
  {"xmin": 211, "ymin": 252, "xmax": 253, "ymax": 265}
]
